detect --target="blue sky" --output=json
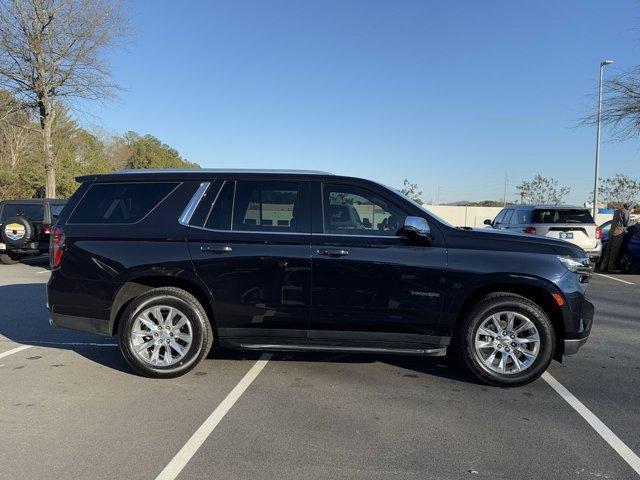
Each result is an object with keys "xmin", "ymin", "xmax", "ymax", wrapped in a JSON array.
[{"xmin": 78, "ymin": 0, "xmax": 640, "ymax": 204}]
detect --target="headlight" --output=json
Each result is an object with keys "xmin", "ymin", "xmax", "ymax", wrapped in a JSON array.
[{"xmin": 558, "ymin": 255, "xmax": 591, "ymax": 273}]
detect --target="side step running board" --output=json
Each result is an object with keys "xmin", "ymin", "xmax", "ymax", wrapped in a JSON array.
[{"xmin": 237, "ymin": 343, "xmax": 447, "ymax": 357}]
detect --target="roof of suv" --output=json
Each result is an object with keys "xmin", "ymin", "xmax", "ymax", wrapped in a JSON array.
[
  {"xmin": 513, "ymin": 205, "xmax": 588, "ymax": 210},
  {"xmin": 76, "ymin": 168, "xmax": 334, "ymax": 183},
  {"xmin": 0, "ymin": 198, "xmax": 66, "ymax": 205}
]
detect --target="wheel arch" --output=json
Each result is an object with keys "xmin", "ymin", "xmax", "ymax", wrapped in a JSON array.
[
  {"xmin": 109, "ymin": 275, "xmax": 216, "ymax": 336},
  {"xmin": 449, "ymin": 276, "xmax": 567, "ymax": 360}
]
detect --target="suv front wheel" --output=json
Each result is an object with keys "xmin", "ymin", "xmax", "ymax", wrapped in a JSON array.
[
  {"xmin": 455, "ymin": 293, "xmax": 555, "ymax": 387},
  {"xmin": 118, "ymin": 287, "xmax": 214, "ymax": 378}
]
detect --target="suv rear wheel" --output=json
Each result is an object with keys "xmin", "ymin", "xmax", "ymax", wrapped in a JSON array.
[
  {"xmin": 118, "ymin": 287, "xmax": 214, "ymax": 378},
  {"xmin": 454, "ymin": 293, "xmax": 555, "ymax": 387}
]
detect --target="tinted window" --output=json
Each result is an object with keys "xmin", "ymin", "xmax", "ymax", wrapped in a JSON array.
[
  {"xmin": 69, "ymin": 182, "xmax": 178, "ymax": 224},
  {"xmin": 532, "ymin": 209, "xmax": 594, "ymax": 224},
  {"xmin": 502, "ymin": 209, "xmax": 513, "ymax": 224},
  {"xmin": 204, "ymin": 181, "xmax": 235, "ymax": 230},
  {"xmin": 1, "ymin": 204, "xmax": 44, "ymax": 222},
  {"xmin": 50, "ymin": 204, "xmax": 65, "ymax": 223},
  {"xmin": 323, "ymin": 184, "xmax": 405, "ymax": 236},
  {"xmin": 232, "ymin": 181, "xmax": 301, "ymax": 232},
  {"xmin": 513, "ymin": 209, "xmax": 532, "ymax": 224}
]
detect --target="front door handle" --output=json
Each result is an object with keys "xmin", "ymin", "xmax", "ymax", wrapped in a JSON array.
[
  {"xmin": 201, "ymin": 245, "xmax": 233, "ymax": 253},
  {"xmin": 316, "ymin": 248, "xmax": 349, "ymax": 257}
]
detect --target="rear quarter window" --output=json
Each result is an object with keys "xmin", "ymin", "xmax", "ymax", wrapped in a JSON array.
[
  {"xmin": 68, "ymin": 182, "xmax": 179, "ymax": 224},
  {"xmin": 532, "ymin": 209, "xmax": 594, "ymax": 224}
]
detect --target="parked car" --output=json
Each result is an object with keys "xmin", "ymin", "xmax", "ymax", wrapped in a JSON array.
[
  {"xmin": 47, "ymin": 169, "xmax": 593, "ymax": 386},
  {"xmin": 0, "ymin": 198, "xmax": 66, "ymax": 264},
  {"xmin": 484, "ymin": 205, "xmax": 602, "ymax": 261},
  {"xmin": 599, "ymin": 220, "xmax": 640, "ymax": 273}
]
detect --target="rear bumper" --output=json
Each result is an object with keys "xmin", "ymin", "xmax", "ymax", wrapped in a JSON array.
[{"xmin": 582, "ymin": 243, "xmax": 602, "ymax": 261}]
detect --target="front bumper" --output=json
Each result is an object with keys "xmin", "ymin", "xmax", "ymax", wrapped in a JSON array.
[
  {"xmin": 564, "ymin": 337, "xmax": 589, "ymax": 355},
  {"xmin": 562, "ymin": 297, "xmax": 594, "ymax": 355}
]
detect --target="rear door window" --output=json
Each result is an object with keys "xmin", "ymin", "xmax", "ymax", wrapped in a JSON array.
[
  {"xmin": 1, "ymin": 204, "xmax": 44, "ymax": 222},
  {"xmin": 69, "ymin": 182, "xmax": 178, "ymax": 224},
  {"xmin": 232, "ymin": 181, "xmax": 302, "ymax": 232},
  {"xmin": 532, "ymin": 209, "xmax": 594, "ymax": 224},
  {"xmin": 196, "ymin": 180, "xmax": 308, "ymax": 233}
]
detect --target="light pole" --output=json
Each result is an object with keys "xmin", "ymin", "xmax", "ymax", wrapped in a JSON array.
[{"xmin": 593, "ymin": 59, "xmax": 613, "ymax": 218}]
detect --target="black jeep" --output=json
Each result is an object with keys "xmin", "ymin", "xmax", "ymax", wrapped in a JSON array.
[{"xmin": 0, "ymin": 198, "xmax": 66, "ymax": 264}]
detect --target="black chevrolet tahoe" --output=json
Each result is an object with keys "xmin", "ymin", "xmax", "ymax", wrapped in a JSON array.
[{"xmin": 47, "ymin": 169, "xmax": 594, "ymax": 386}]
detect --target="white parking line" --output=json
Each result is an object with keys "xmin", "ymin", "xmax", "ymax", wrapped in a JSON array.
[
  {"xmin": 542, "ymin": 372, "xmax": 640, "ymax": 475},
  {"xmin": 155, "ymin": 353, "xmax": 272, "ymax": 480},
  {"xmin": 26, "ymin": 341, "xmax": 118, "ymax": 347},
  {"xmin": 594, "ymin": 273, "xmax": 636, "ymax": 285},
  {"xmin": 0, "ymin": 345, "xmax": 32, "ymax": 359}
]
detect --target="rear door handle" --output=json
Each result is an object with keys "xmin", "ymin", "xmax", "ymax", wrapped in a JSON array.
[
  {"xmin": 316, "ymin": 248, "xmax": 349, "ymax": 257},
  {"xmin": 200, "ymin": 245, "xmax": 233, "ymax": 253}
]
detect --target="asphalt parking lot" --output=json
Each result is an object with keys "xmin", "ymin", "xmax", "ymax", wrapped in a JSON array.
[{"xmin": 1, "ymin": 257, "xmax": 639, "ymax": 480}]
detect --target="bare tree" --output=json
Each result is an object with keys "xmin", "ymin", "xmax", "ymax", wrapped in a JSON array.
[
  {"xmin": 400, "ymin": 179, "xmax": 423, "ymax": 204},
  {"xmin": 598, "ymin": 173, "xmax": 640, "ymax": 208},
  {"xmin": 0, "ymin": 90, "xmax": 33, "ymax": 169},
  {"xmin": 516, "ymin": 174, "xmax": 570, "ymax": 205},
  {"xmin": 580, "ymin": 68, "xmax": 640, "ymax": 141},
  {"xmin": 0, "ymin": 0, "xmax": 128, "ymax": 197}
]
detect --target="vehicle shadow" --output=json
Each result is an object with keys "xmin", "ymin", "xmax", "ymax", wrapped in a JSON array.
[{"xmin": 0, "ymin": 282, "xmax": 477, "ymax": 383}]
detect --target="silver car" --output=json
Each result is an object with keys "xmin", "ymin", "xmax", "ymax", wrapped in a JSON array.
[{"xmin": 485, "ymin": 205, "xmax": 602, "ymax": 261}]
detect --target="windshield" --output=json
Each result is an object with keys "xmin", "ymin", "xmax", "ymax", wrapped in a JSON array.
[{"xmin": 532, "ymin": 209, "xmax": 594, "ymax": 224}]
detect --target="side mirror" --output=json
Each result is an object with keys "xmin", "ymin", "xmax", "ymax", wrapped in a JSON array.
[
  {"xmin": 398, "ymin": 216, "xmax": 431, "ymax": 243},
  {"xmin": 483, "ymin": 219, "xmax": 492, "ymax": 226}
]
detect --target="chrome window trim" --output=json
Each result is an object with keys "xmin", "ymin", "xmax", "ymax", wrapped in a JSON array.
[
  {"xmin": 185, "ymin": 224, "xmax": 310, "ymax": 236},
  {"xmin": 178, "ymin": 182, "xmax": 210, "ymax": 226},
  {"xmin": 183, "ymin": 223, "xmax": 399, "ymax": 239}
]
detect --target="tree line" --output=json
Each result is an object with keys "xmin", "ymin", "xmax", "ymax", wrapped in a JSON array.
[
  {"xmin": 401, "ymin": 174, "xmax": 640, "ymax": 210},
  {"xmin": 0, "ymin": 90, "xmax": 197, "ymax": 199}
]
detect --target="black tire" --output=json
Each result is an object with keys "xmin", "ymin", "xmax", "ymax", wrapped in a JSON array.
[
  {"xmin": 620, "ymin": 252, "xmax": 638, "ymax": 274},
  {"xmin": 454, "ymin": 293, "xmax": 555, "ymax": 387},
  {"xmin": 118, "ymin": 287, "xmax": 214, "ymax": 378},
  {"xmin": 1, "ymin": 216, "xmax": 34, "ymax": 248},
  {"xmin": 0, "ymin": 253, "xmax": 20, "ymax": 265}
]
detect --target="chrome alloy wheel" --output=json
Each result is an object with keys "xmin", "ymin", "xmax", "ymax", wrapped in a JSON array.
[
  {"xmin": 473, "ymin": 311, "xmax": 541, "ymax": 375},
  {"xmin": 130, "ymin": 305, "xmax": 193, "ymax": 367}
]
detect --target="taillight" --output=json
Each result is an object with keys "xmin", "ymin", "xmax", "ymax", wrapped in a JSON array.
[
  {"xmin": 523, "ymin": 226, "xmax": 536, "ymax": 234},
  {"xmin": 50, "ymin": 226, "xmax": 65, "ymax": 268},
  {"xmin": 42, "ymin": 225, "xmax": 51, "ymax": 235},
  {"xmin": 596, "ymin": 226, "xmax": 603, "ymax": 239}
]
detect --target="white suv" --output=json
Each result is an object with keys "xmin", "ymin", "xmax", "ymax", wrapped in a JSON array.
[{"xmin": 485, "ymin": 205, "xmax": 602, "ymax": 261}]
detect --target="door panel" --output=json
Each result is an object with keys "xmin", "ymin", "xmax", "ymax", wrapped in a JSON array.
[
  {"xmin": 188, "ymin": 231, "xmax": 311, "ymax": 338},
  {"xmin": 187, "ymin": 179, "xmax": 311, "ymax": 340},
  {"xmin": 310, "ymin": 181, "xmax": 447, "ymax": 345},
  {"xmin": 310, "ymin": 235, "xmax": 446, "ymax": 342}
]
